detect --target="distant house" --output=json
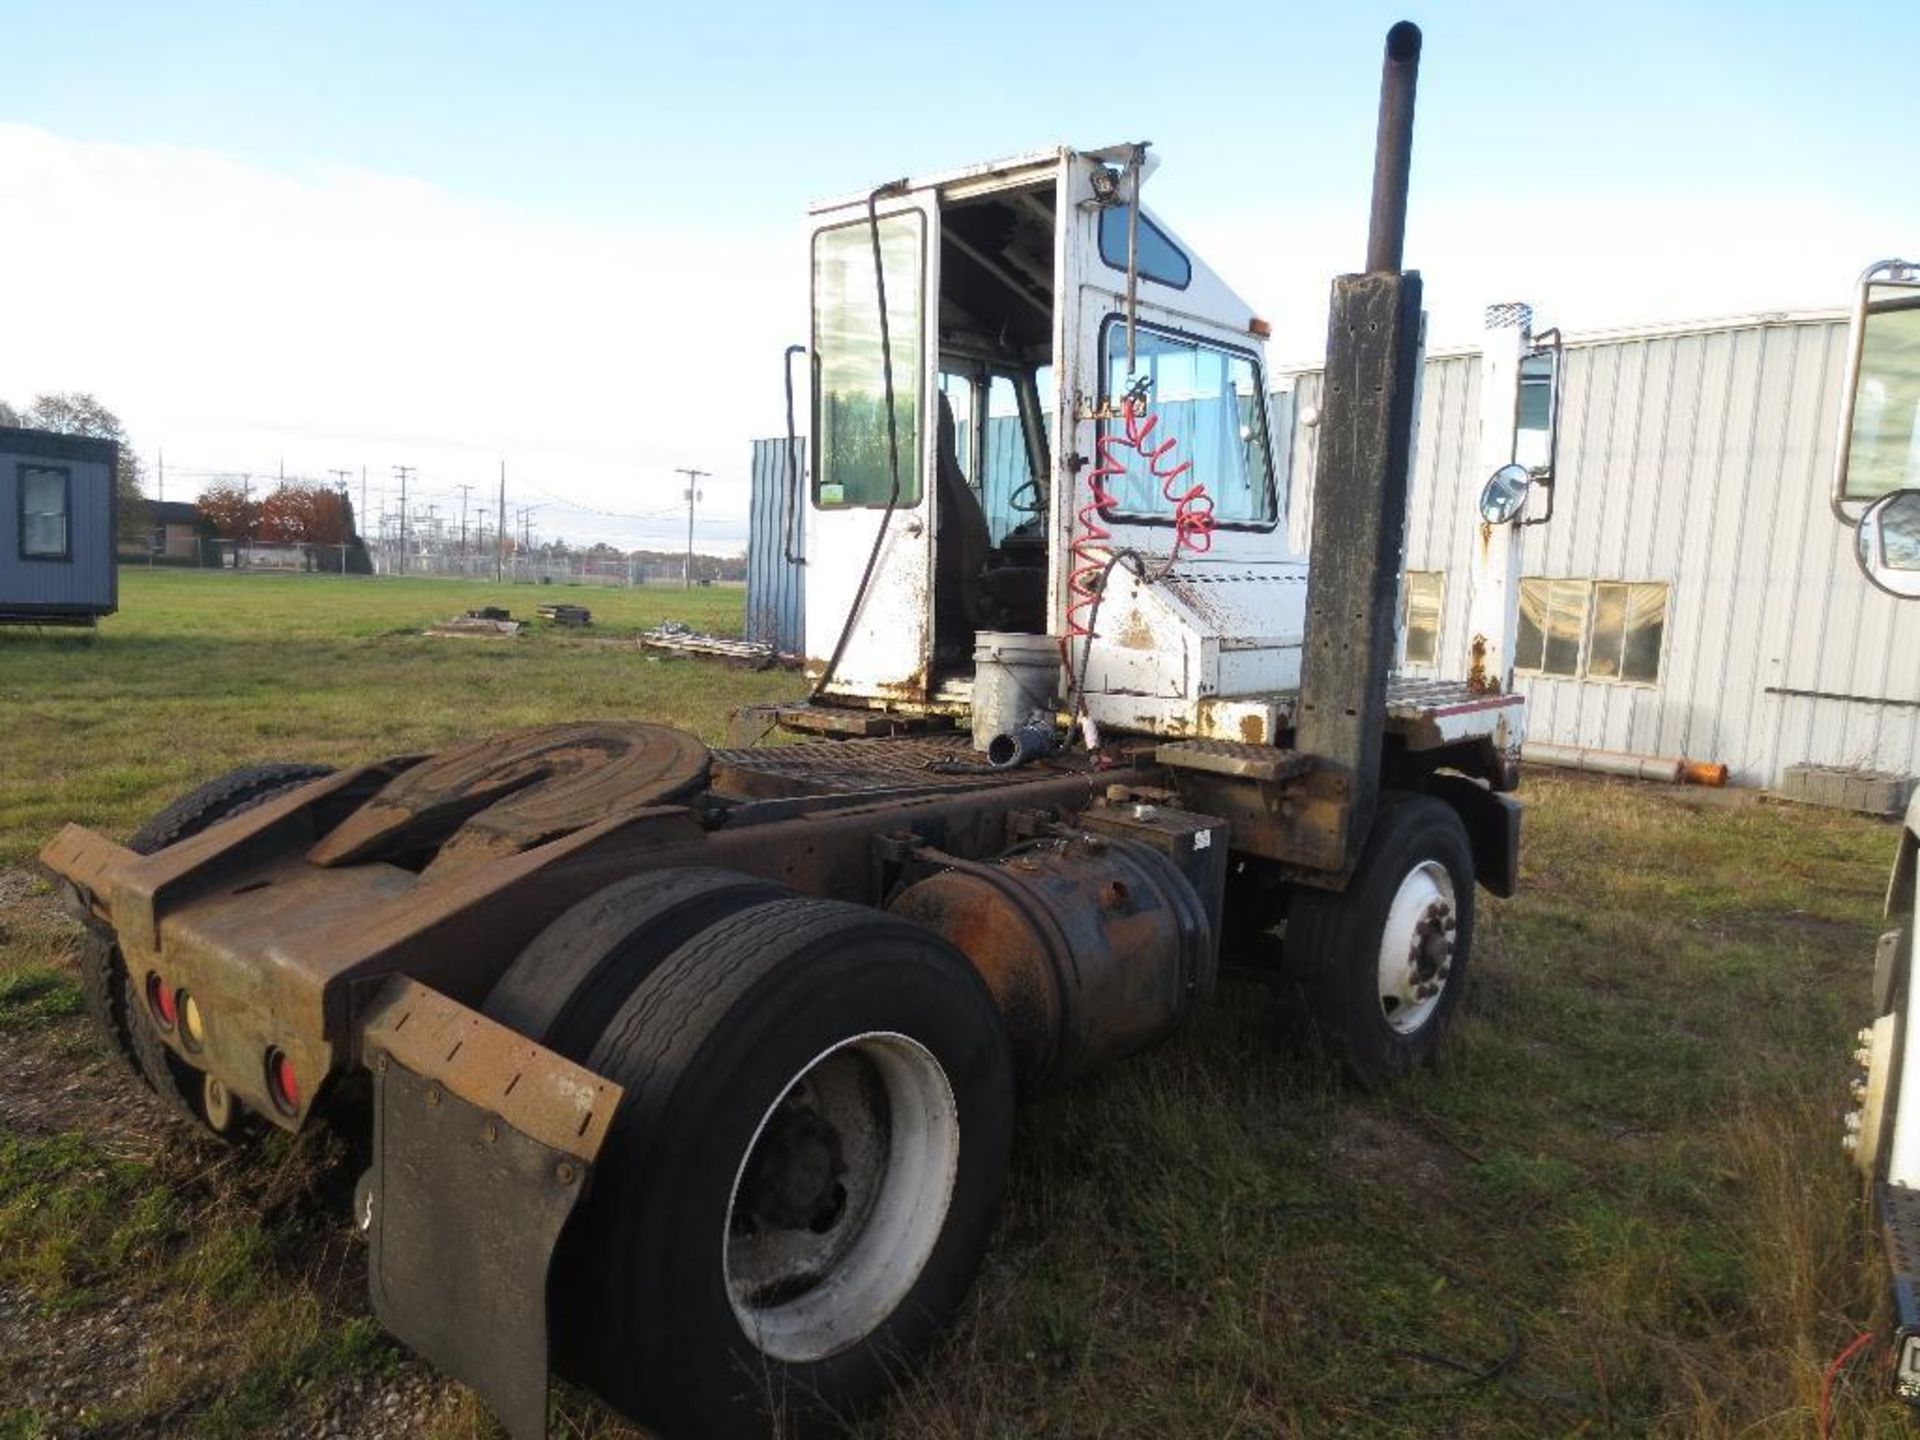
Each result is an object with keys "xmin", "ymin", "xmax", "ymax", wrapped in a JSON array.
[
  {"xmin": 121, "ymin": 499, "xmax": 206, "ymax": 561},
  {"xmin": 1, "ymin": 425, "xmax": 119, "ymax": 626}
]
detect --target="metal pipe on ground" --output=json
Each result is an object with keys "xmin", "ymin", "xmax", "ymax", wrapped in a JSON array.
[{"xmin": 1525, "ymin": 741, "xmax": 1728, "ymax": 787}]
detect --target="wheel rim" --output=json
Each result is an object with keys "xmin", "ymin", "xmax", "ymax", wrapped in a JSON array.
[
  {"xmin": 722, "ymin": 1031, "xmax": 960, "ymax": 1363},
  {"xmin": 1375, "ymin": 859, "xmax": 1458, "ymax": 1035}
]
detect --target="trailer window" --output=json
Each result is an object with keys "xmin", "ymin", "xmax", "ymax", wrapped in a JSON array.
[
  {"xmin": 1100, "ymin": 321, "xmax": 1276, "ymax": 528},
  {"xmin": 19, "ymin": 464, "xmax": 71, "ymax": 560},
  {"xmin": 1402, "ymin": 571, "xmax": 1443, "ymax": 665},
  {"xmin": 1515, "ymin": 578, "xmax": 1668, "ymax": 684},
  {"xmin": 813, "ymin": 213, "xmax": 925, "ymax": 509}
]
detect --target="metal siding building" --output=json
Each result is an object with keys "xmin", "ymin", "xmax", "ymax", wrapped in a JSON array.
[
  {"xmin": 746, "ymin": 437, "xmax": 806, "ymax": 656},
  {"xmin": 1280, "ymin": 311, "xmax": 1920, "ymax": 787},
  {"xmin": 0, "ymin": 426, "xmax": 119, "ymax": 624}
]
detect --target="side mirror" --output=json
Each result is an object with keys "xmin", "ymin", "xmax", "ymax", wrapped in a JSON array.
[
  {"xmin": 1857, "ymin": 488, "xmax": 1920, "ymax": 598},
  {"xmin": 1516, "ymin": 329, "xmax": 1561, "ymax": 526},
  {"xmin": 1834, "ymin": 260, "xmax": 1920, "ymax": 520},
  {"xmin": 1479, "ymin": 463, "xmax": 1531, "ymax": 525}
]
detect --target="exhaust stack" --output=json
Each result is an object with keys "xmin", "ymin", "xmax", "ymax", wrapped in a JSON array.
[{"xmin": 1292, "ymin": 21, "xmax": 1427, "ymax": 874}]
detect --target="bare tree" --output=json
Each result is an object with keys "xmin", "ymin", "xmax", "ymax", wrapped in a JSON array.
[{"xmin": 23, "ymin": 392, "xmax": 148, "ymax": 545}]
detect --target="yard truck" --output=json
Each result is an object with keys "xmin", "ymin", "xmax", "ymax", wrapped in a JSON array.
[
  {"xmin": 38, "ymin": 25, "xmax": 1559, "ymax": 1439},
  {"xmin": 1833, "ymin": 260, "xmax": 1920, "ymax": 1397}
]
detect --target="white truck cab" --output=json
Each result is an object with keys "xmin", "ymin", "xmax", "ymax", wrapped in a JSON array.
[
  {"xmin": 794, "ymin": 143, "xmax": 1560, "ymax": 784},
  {"xmin": 802, "ymin": 144, "xmax": 1309, "ymax": 744},
  {"xmin": 1834, "ymin": 258, "xmax": 1920, "ymax": 1397}
]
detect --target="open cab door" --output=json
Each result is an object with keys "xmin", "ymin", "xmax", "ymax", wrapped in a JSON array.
[{"xmin": 805, "ymin": 187, "xmax": 941, "ymax": 704}]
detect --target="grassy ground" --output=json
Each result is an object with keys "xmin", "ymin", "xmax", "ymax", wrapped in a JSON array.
[{"xmin": 0, "ymin": 568, "xmax": 1911, "ymax": 1437}]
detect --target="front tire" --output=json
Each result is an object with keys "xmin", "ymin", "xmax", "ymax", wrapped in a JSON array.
[
  {"xmin": 564, "ymin": 898, "xmax": 1015, "ymax": 1438},
  {"xmin": 1289, "ymin": 793, "xmax": 1476, "ymax": 1087}
]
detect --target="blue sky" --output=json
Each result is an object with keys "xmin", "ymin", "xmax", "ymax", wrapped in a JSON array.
[{"xmin": 0, "ymin": 1, "xmax": 1912, "ymax": 550}]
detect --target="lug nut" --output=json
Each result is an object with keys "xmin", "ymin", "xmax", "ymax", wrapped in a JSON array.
[
  {"xmin": 1857, "ymin": 1047, "xmax": 1875, "ymax": 1068},
  {"xmin": 1852, "ymin": 1080, "xmax": 1870, "ymax": 1103},
  {"xmin": 1843, "ymin": 1134, "xmax": 1860, "ymax": 1152},
  {"xmin": 1860, "ymin": 1027, "xmax": 1876, "ymax": 1046},
  {"xmin": 1845, "ymin": 1111, "xmax": 1863, "ymax": 1133}
]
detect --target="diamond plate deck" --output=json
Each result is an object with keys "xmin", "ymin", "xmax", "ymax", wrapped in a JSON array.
[{"xmin": 711, "ymin": 735, "xmax": 1079, "ymax": 801}]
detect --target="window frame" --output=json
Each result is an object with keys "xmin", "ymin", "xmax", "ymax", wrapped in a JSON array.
[
  {"xmin": 18, "ymin": 462, "xmax": 73, "ymax": 563},
  {"xmin": 1401, "ymin": 570, "xmax": 1445, "ymax": 666},
  {"xmin": 1097, "ymin": 206, "xmax": 1192, "ymax": 291},
  {"xmin": 1513, "ymin": 576, "xmax": 1670, "ymax": 688},
  {"xmin": 1095, "ymin": 314, "xmax": 1280, "ymax": 534},
  {"xmin": 809, "ymin": 210, "xmax": 929, "ymax": 512}
]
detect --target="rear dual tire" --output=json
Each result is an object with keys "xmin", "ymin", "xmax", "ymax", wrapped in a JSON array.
[{"xmin": 495, "ymin": 878, "xmax": 1015, "ymax": 1439}]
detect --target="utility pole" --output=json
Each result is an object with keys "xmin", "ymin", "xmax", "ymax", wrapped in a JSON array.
[
  {"xmin": 453, "ymin": 483, "xmax": 475, "ymax": 562},
  {"xmin": 496, "ymin": 460, "xmax": 506, "ymax": 583},
  {"xmin": 328, "ymin": 468, "xmax": 353, "ymax": 540},
  {"xmin": 157, "ymin": 448, "xmax": 164, "ymax": 503},
  {"xmin": 675, "ymin": 467, "xmax": 709, "ymax": 589},
  {"xmin": 393, "ymin": 466, "xmax": 414, "ymax": 574},
  {"xmin": 241, "ymin": 473, "xmax": 254, "ymax": 567}
]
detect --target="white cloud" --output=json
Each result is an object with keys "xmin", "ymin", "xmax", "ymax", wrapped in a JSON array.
[{"xmin": 0, "ymin": 124, "xmax": 799, "ymax": 551}]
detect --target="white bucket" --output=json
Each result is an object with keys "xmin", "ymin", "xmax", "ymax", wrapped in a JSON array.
[{"xmin": 971, "ymin": 631, "xmax": 1060, "ymax": 751}]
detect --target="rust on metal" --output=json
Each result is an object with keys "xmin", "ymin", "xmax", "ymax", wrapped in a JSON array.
[
  {"xmin": 1466, "ymin": 632, "xmax": 1493, "ymax": 695},
  {"xmin": 888, "ymin": 833, "xmax": 1211, "ymax": 1086},
  {"xmin": 360, "ymin": 977, "xmax": 622, "ymax": 1163},
  {"xmin": 308, "ymin": 723, "xmax": 710, "ymax": 874}
]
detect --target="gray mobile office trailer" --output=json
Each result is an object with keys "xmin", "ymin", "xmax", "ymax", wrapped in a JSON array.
[{"xmin": 0, "ymin": 426, "xmax": 120, "ymax": 626}]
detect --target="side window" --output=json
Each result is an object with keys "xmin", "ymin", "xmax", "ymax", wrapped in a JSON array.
[
  {"xmin": 1515, "ymin": 578, "xmax": 1669, "ymax": 683},
  {"xmin": 1100, "ymin": 321, "xmax": 1276, "ymax": 527},
  {"xmin": 937, "ymin": 371, "xmax": 977, "ymax": 482},
  {"xmin": 981, "ymin": 374, "xmax": 1037, "ymax": 545},
  {"xmin": 1402, "ymin": 571, "xmax": 1444, "ymax": 665},
  {"xmin": 20, "ymin": 464, "xmax": 71, "ymax": 560},
  {"xmin": 813, "ymin": 213, "xmax": 925, "ymax": 509},
  {"xmin": 1097, "ymin": 207, "xmax": 1191, "ymax": 289}
]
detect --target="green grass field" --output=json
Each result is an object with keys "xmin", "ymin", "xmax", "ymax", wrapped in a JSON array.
[{"xmin": 0, "ymin": 568, "xmax": 1911, "ymax": 1438}]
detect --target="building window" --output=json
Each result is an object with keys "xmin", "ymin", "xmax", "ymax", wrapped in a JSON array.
[
  {"xmin": 1403, "ymin": 570, "xmax": 1443, "ymax": 665},
  {"xmin": 19, "ymin": 464, "xmax": 71, "ymax": 560},
  {"xmin": 1515, "ymin": 578, "xmax": 1669, "ymax": 684}
]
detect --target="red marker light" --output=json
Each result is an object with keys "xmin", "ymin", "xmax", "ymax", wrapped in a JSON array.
[
  {"xmin": 147, "ymin": 974, "xmax": 177, "ymax": 1029},
  {"xmin": 266, "ymin": 1049, "xmax": 300, "ymax": 1114}
]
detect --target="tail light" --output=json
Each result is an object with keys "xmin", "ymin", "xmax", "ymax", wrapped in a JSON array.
[
  {"xmin": 266, "ymin": 1048, "xmax": 300, "ymax": 1115},
  {"xmin": 146, "ymin": 973, "xmax": 177, "ymax": 1030}
]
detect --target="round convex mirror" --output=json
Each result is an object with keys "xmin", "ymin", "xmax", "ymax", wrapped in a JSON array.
[
  {"xmin": 1478, "ymin": 463, "xmax": 1531, "ymax": 525},
  {"xmin": 1856, "ymin": 488, "xmax": 1920, "ymax": 599}
]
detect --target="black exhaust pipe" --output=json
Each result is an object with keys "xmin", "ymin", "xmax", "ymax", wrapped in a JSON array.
[{"xmin": 1366, "ymin": 21, "xmax": 1422, "ymax": 274}]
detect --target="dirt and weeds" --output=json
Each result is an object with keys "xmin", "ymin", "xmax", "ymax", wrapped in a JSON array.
[{"xmin": 0, "ymin": 569, "xmax": 1911, "ymax": 1437}]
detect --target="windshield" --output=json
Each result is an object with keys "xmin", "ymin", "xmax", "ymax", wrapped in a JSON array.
[{"xmin": 1101, "ymin": 320, "xmax": 1276, "ymax": 527}]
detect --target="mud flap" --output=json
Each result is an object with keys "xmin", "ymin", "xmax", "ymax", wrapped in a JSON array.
[{"xmin": 361, "ymin": 980, "xmax": 623, "ymax": 1440}]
